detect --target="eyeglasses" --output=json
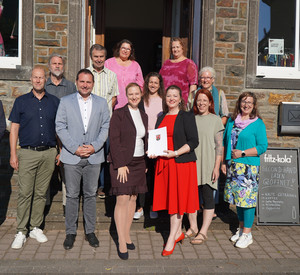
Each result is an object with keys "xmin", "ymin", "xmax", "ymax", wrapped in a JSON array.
[
  {"xmin": 121, "ymin": 47, "xmax": 131, "ymax": 52},
  {"xmin": 200, "ymin": 77, "xmax": 213, "ymax": 80},
  {"xmin": 241, "ymin": 100, "xmax": 254, "ymax": 106}
]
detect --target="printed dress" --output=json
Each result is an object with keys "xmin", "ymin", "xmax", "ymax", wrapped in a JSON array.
[{"xmin": 224, "ymin": 125, "xmax": 260, "ymax": 208}]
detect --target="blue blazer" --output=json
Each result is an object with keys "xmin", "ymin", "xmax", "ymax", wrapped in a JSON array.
[{"xmin": 55, "ymin": 93, "xmax": 110, "ymax": 165}]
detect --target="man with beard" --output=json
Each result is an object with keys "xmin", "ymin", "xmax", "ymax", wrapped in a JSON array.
[
  {"xmin": 45, "ymin": 53, "xmax": 77, "ymax": 215},
  {"xmin": 46, "ymin": 53, "xmax": 77, "ymax": 98},
  {"xmin": 9, "ymin": 66, "xmax": 59, "ymax": 249}
]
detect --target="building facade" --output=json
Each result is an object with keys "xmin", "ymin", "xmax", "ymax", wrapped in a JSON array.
[{"xmin": 0, "ymin": 0, "xmax": 299, "ymax": 150}]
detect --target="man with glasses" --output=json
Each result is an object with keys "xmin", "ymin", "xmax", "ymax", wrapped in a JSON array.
[{"xmin": 9, "ymin": 66, "xmax": 60, "ymax": 249}]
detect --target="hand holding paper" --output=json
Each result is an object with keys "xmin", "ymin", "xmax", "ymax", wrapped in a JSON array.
[{"xmin": 147, "ymin": 127, "xmax": 168, "ymax": 157}]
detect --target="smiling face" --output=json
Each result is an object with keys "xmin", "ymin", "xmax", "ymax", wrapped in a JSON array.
[
  {"xmin": 240, "ymin": 96, "xmax": 254, "ymax": 117},
  {"xmin": 127, "ymin": 85, "xmax": 142, "ymax": 109},
  {"xmin": 119, "ymin": 42, "xmax": 132, "ymax": 61},
  {"xmin": 148, "ymin": 76, "xmax": 160, "ymax": 95},
  {"xmin": 76, "ymin": 72, "xmax": 94, "ymax": 99},
  {"xmin": 199, "ymin": 70, "xmax": 215, "ymax": 90},
  {"xmin": 91, "ymin": 49, "xmax": 106, "ymax": 71},
  {"xmin": 171, "ymin": 41, "xmax": 184, "ymax": 59},
  {"xmin": 196, "ymin": 93, "xmax": 211, "ymax": 115},
  {"xmin": 166, "ymin": 88, "xmax": 181, "ymax": 111},
  {"xmin": 49, "ymin": 56, "xmax": 64, "ymax": 77}
]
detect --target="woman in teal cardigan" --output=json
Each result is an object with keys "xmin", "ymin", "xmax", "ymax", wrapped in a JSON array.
[{"xmin": 221, "ymin": 92, "xmax": 267, "ymax": 249}]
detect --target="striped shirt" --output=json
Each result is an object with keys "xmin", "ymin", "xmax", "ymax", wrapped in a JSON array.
[{"xmin": 87, "ymin": 66, "xmax": 119, "ymax": 116}]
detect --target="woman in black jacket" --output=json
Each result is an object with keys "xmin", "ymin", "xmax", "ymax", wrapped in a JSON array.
[{"xmin": 151, "ymin": 85, "xmax": 199, "ymax": 256}]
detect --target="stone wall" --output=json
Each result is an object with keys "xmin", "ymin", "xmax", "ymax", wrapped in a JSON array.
[
  {"xmin": 34, "ymin": 0, "xmax": 69, "ymax": 71},
  {"xmin": 213, "ymin": 0, "xmax": 300, "ymax": 147},
  {"xmin": 0, "ymin": 0, "xmax": 70, "ymax": 124}
]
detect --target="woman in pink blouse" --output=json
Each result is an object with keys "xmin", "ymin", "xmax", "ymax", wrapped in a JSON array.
[
  {"xmin": 105, "ymin": 39, "xmax": 144, "ymax": 110},
  {"xmin": 159, "ymin": 37, "xmax": 198, "ymax": 106}
]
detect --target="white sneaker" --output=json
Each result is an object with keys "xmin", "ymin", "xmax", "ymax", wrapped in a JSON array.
[
  {"xmin": 11, "ymin": 232, "xmax": 26, "ymax": 249},
  {"xmin": 235, "ymin": 233, "xmax": 253, "ymax": 248},
  {"xmin": 29, "ymin": 227, "xmax": 48, "ymax": 243},
  {"xmin": 230, "ymin": 228, "xmax": 242, "ymax": 242},
  {"xmin": 150, "ymin": 210, "xmax": 158, "ymax": 219},
  {"xmin": 133, "ymin": 209, "xmax": 144, "ymax": 220}
]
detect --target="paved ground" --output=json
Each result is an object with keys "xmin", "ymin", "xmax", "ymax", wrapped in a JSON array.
[{"xmin": 1, "ymin": 218, "xmax": 300, "ymax": 274}]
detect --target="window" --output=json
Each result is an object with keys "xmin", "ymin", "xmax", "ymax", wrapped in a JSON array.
[
  {"xmin": 0, "ymin": 0, "xmax": 22, "ymax": 69},
  {"xmin": 0, "ymin": 0, "xmax": 32, "ymax": 80},
  {"xmin": 257, "ymin": 0, "xmax": 300, "ymax": 79},
  {"xmin": 246, "ymin": 0, "xmax": 299, "ymax": 89}
]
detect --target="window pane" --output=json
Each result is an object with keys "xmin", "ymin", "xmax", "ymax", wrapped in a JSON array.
[
  {"xmin": 0, "ymin": 0, "xmax": 19, "ymax": 57},
  {"xmin": 258, "ymin": 0, "xmax": 296, "ymax": 67}
]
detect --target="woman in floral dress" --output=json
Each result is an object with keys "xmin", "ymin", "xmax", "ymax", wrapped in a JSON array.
[{"xmin": 222, "ymin": 92, "xmax": 267, "ymax": 248}]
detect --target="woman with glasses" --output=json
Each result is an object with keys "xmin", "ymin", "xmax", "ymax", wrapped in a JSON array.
[
  {"xmin": 105, "ymin": 39, "xmax": 144, "ymax": 110},
  {"xmin": 189, "ymin": 66, "xmax": 229, "ymax": 222},
  {"xmin": 192, "ymin": 66, "xmax": 229, "ymax": 125},
  {"xmin": 159, "ymin": 37, "xmax": 198, "ymax": 107},
  {"xmin": 222, "ymin": 92, "xmax": 268, "ymax": 248}
]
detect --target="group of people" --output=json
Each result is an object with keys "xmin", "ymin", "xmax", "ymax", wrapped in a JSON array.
[{"xmin": 5, "ymin": 38, "xmax": 268, "ymax": 261}]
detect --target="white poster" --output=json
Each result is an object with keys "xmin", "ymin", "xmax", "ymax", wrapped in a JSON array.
[
  {"xmin": 147, "ymin": 127, "xmax": 168, "ymax": 157},
  {"xmin": 268, "ymin": 39, "xmax": 284, "ymax": 55}
]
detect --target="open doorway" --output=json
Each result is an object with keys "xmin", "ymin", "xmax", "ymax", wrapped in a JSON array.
[
  {"xmin": 105, "ymin": 0, "xmax": 163, "ymax": 75},
  {"xmin": 85, "ymin": 0, "xmax": 200, "ymax": 76}
]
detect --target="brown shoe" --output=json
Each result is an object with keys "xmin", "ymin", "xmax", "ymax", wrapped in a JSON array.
[{"xmin": 97, "ymin": 188, "xmax": 105, "ymax": 199}]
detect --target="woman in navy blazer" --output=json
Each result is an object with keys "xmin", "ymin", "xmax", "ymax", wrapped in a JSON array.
[{"xmin": 109, "ymin": 83, "xmax": 148, "ymax": 260}]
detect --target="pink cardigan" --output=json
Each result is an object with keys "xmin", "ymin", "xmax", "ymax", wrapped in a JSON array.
[{"xmin": 105, "ymin": 57, "xmax": 144, "ymax": 110}]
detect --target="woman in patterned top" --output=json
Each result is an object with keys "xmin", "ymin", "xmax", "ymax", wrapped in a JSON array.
[{"xmin": 159, "ymin": 37, "xmax": 198, "ymax": 106}]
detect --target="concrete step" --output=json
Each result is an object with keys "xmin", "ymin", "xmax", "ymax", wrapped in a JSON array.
[{"xmin": 4, "ymin": 172, "xmax": 242, "ymax": 232}]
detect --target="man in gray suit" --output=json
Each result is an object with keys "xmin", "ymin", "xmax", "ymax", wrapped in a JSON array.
[{"xmin": 56, "ymin": 69, "xmax": 110, "ymax": 250}]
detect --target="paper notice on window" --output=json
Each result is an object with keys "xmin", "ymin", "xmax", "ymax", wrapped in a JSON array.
[
  {"xmin": 268, "ymin": 39, "xmax": 284, "ymax": 55},
  {"xmin": 147, "ymin": 127, "xmax": 168, "ymax": 157}
]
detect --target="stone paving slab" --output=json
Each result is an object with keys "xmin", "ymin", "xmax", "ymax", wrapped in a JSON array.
[{"xmin": 1, "ymin": 219, "xmax": 300, "ymax": 273}]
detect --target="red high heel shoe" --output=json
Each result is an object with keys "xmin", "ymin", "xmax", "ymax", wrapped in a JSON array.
[
  {"xmin": 162, "ymin": 242, "xmax": 176, "ymax": 256},
  {"xmin": 175, "ymin": 233, "xmax": 185, "ymax": 244},
  {"xmin": 163, "ymin": 232, "xmax": 185, "ymax": 248}
]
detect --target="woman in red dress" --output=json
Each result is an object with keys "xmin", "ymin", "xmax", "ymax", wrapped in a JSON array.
[{"xmin": 152, "ymin": 85, "xmax": 199, "ymax": 256}]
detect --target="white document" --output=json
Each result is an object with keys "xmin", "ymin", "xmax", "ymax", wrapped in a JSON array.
[{"xmin": 147, "ymin": 127, "xmax": 168, "ymax": 157}]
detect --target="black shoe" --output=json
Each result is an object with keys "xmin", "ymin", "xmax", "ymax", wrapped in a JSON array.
[
  {"xmin": 63, "ymin": 234, "xmax": 76, "ymax": 250},
  {"xmin": 126, "ymin": 242, "xmax": 135, "ymax": 250},
  {"xmin": 117, "ymin": 247, "xmax": 128, "ymax": 260},
  {"xmin": 85, "ymin": 233, "xmax": 99, "ymax": 248}
]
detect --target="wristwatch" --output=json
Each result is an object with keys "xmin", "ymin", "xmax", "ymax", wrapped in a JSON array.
[
  {"xmin": 175, "ymin": 151, "xmax": 179, "ymax": 158},
  {"xmin": 241, "ymin": 151, "xmax": 246, "ymax": 157}
]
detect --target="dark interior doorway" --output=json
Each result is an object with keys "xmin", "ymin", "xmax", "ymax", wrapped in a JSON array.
[{"xmin": 104, "ymin": 0, "xmax": 164, "ymax": 75}]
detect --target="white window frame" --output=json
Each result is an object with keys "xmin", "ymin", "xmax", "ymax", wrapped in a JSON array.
[
  {"xmin": 0, "ymin": 0, "xmax": 23, "ymax": 69},
  {"xmin": 256, "ymin": 0, "xmax": 300, "ymax": 79}
]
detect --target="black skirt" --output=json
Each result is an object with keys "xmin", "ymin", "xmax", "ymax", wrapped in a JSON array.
[{"xmin": 110, "ymin": 156, "xmax": 148, "ymax": 196}]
